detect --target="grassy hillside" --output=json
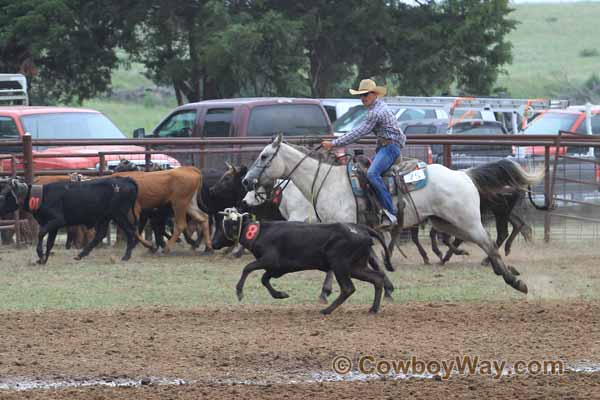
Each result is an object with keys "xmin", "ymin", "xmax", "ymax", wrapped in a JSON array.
[
  {"xmin": 90, "ymin": 2, "xmax": 600, "ymax": 133},
  {"xmin": 81, "ymin": 60, "xmax": 176, "ymax": 136},
  {"xmin": 498, "ymin": 2, "xmax": 600, "ymax": 98}
]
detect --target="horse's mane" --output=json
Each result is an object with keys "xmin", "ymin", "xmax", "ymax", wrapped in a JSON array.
[{"xmin": 283, "ymin": 142, "xmax": 344, "ymax": 166}]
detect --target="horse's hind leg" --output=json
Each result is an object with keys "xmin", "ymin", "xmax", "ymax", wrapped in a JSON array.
[
  {"xmin": 430, "ymin": 228, "xmax": 444, "ymax": 263},
  {"xmin": 410, "ymin": 226, "xmax": 430, "ymax": 264},
  {"xmin": 505, "ymin": 212, "xmax": 532, "ymax": 255},
  {"xmin": 482, "ymin": 210, "xmax": 510, "ymax": 265},
  {"xmin": 441, "ymin": 236, "xmax": 465, "ymax": 264},
  {"xmin": 430, "ymin": 217, "xmax": 527, "ymax": 294}
]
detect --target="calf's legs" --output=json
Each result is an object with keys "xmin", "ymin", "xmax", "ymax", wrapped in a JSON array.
[
  {"xmin": 261, "ymin": 271, "xmax": 289, "ymax": 299},
  {"xmin": 320, "ymin": 268, "xmax": 356, "ymax": 315},
  {"xmin": 76, "ymin": 222, "xmax": 109, "ymax": 260},
  {"xmin": 350, "ymin": 265, "xmax": 385, "ymax": 313},
  {"xmin": 235, "ymin": 260, "xmax": 267, "ymax": 301}
]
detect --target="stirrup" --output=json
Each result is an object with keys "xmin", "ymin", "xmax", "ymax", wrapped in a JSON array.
[{"xmin": 382, "ymin": 209, "xmax": 397, "ymax": 225}]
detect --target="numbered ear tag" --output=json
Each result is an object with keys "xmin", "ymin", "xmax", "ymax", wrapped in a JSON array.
[
  {"xmin": 244, "ymin": 223, "xmax": 260, "ymax": 242},
  {"xmin": 29, "ymin": 197, "xmax": 41, "ymax": 211}
]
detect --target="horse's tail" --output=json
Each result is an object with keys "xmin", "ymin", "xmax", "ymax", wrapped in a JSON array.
[
  {"xmin": 366, "ymin": 227, "xmax": 394, "ymax": 272},
  {"xmin": 528, "ymin": 188, "xmax": 551, "ymax": 210},
  {"xmin": 466, "ymin": 159, "xmax": 544, "ymax": 200}
]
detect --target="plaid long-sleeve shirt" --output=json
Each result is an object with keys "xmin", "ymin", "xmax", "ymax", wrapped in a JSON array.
[{"xmin": 332, "ymin": 98, "xmax": 406, "ymax": 147}]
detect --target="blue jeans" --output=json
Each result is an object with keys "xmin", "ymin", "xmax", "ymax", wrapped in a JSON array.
[{"xmin": 367, "ymin": 144, "xmax": 401, "ymax": 214}]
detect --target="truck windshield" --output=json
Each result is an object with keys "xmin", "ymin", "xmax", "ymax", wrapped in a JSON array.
[
  {"xmin": 333, "ymin": 104, "xmax": 403, "ymax": 133},
  {"xmin": 523, "ymin": 112, "xmax": 578, "ymax": 135},
  {"xmin": 333, "ymin": 106, "xmax": 367, "ymax": 133},
  {"xmin": 21, "ymin": 112, "xmax": 126, "ymax": 139},
  {"xmin": 248, "ymin": 104, "xmax": 330, "ymax": 136}
]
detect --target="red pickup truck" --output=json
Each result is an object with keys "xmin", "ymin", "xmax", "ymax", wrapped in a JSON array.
[{"xmin": 0, "ymin": 106, "xmax": 180, "ymax": 173}]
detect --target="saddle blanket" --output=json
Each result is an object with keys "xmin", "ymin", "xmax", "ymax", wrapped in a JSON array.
[{"xmin": 347, "ymin": 159, "xmax": 428, "ymax": 197}]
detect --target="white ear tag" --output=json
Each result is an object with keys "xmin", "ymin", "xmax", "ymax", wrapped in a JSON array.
[{"xmin": 230, "ymin": 214, "xmax": 238, "ymax": 221}]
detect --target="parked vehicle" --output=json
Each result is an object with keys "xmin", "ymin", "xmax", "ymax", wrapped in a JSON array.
[
  {"xmin": 134, "ymin": 97, "xmax": 332, "ymax": 180},
  {"xmin": 0, "ymin": 106, "xmax": 180, "ymax": 172},
  {"xmin": 517, "ymin": 106, "xmax": 600, "ymax": 157},
  {"xmin": 0, "ymin": 74, "xmax": 28, "ymax": 105},
  {"xmin": 319, "ymin": 98, "xmax": 362, "ymax": 122},
  {"xmin": 515, "ymin": 106, "xmax": 600, "ymax": 205},
  {"xmin": 331, "ymin": 102, "xmax": 445, "ymax": 163},
  {"xmin": 399, "ymin": 118, "xmax": 513, "ymax": 169},
  {"xmin": 332, "ymin": 103, "xmax": 446, "ymax": 136}
]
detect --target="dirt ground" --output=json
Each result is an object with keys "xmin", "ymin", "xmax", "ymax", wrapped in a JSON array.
[{"xmin": 1, "ymin": 301, "xmax": 599, "ymax": 399}]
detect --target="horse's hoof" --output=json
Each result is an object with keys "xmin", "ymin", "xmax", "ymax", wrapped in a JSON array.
[
  {"xmin": 384, "ymin": 295, "xmax": 394, "ymax": 303},
  {"xmin": 480, "ymin": 258, "xmax": 491, "ymax": 266},
  {"xmin": 507, "ymin": 265, "xmax": 521, "ymax": 276},
  {"xmin": 320, "ymin": 308, "xmax": 332, "ymax": 315},
  {"xmin": 202, "ymin": 248, "xmax": 214, "ymax": 256},
  {"xmin": 368, "ymin": 308, "xmax": 379, "ymax": 314},
  {"xmin": 236, "ymin": 291, "xmax": 244, "ymax": 302},
  {"xmin": 160, "ymin": 246, "xmax": 169, "ymax": 254},
  {"xmin": 318, "ymin": 295, "xmax": 329, "ymax": 304},
  {"xmin": 74, "ymin": 255, "xmax": 82, "ymax": 261},
  {"xmin": 514, "ymin": 279, "xmax": 528, "ymax": 294},
  {"xmin": 273, "ymin": 291, "xmax": 289, "ymax": 299},
  {"xmin": 37, "ymin": 259, "xmax": 44, "ymax": 264}
]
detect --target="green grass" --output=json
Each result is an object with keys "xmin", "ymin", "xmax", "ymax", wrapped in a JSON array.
[
  {"xmin": 81, "ymin": 99, "xmax": 175, "ymax": 137},
  {"xmin": 498, "ymin": 2, "xmax": 600, "ymax": 98},
  {"xmin": 1, "ymin": 238, "xmax": 598, "ymax": 311}
]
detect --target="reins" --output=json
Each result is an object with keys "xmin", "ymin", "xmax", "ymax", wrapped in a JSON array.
[{"xmin": 253, "ymin": 142, "xmax": 322, "ymax": 204}]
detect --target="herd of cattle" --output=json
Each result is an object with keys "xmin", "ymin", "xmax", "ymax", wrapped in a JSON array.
[{"xmin": 0, "ymin": 155, "xmax": 534, "ymax": 314}]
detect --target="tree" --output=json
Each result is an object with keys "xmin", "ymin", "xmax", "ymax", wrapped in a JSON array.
[
  {"xmin": 123, "ymin": 0, "xmax": 306, "ymax": 104},
  {"xmin": 386, "ymin": 0, "xmax": 517, "ymax": 96},
  {"xmin": 0, "ymin": 0, "xmax": 134, "ymax": 104}
]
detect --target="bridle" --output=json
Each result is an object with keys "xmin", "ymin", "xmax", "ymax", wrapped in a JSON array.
[{"xmin": 248, "ymin": 141, "xmax": 352, "ymax": 221}]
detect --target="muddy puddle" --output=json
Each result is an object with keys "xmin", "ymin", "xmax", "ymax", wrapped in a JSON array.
[
  {"xmin": 2, "ymin": 362, "xmax": 599, "ymax": 391},
  {"xmin": 0, "ymin": 376, "xmax": 190, "ymax": 391}
]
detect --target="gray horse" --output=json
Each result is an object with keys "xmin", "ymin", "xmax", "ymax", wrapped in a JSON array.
[{"xmin": 243, "ymin": 135, "xmax": 544, "ymax": 294}]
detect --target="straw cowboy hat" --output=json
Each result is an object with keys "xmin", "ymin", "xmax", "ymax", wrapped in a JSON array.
[{"xmin": 349, "ymin": 79, "xmax": 387, "ymax": 97}]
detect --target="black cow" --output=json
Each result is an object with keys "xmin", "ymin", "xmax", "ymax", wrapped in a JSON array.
[
  {"xmin": 0, "ymin": 177, "xmax": 140, "ymax": 264},
  {"xmin": 213, "ymin": 208, "xmax": 394, "ymax": 314}
]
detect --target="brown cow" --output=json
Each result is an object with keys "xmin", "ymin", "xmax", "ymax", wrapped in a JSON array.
[{"xmin": 112, "ymin": 166, "xmax": 211, "ymax": 253}]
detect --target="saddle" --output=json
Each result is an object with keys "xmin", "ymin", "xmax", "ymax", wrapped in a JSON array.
[{"xmin": 347, "ymin": 154, "xmax": 428, "ymax": 225}]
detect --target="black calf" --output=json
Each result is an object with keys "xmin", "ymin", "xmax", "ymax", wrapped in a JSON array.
[
  {"xmin": 213, "ymin": 208, "xmax": 394, "ymax": 314},
  {"xmin": 0, "ymin": 177, "xmax": 140, "ymax": 264}
]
